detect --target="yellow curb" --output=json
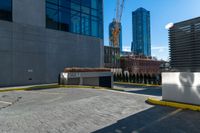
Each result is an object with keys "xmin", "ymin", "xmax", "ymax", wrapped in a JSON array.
[
  {"xmin": 115, "ymin": 82, "xmax": 161, "ymax": 87},
  {"xmin": 0, "ymin": 85, "xmax": 107, "ymax": 93},
  {"xmin": 0, "ymin": 88, "xmax": 28, "ymax": 92},
  {"xmin": 147, "ymin": 97, "xmax": 200, "ymax": 111}
]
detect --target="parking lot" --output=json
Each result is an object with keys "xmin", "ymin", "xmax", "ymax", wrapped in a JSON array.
[{"xmin": 0, "ymin": 84, "xmax": 200, "ymax": 133}]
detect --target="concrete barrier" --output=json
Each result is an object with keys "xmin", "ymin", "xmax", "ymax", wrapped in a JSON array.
[
  {"xmin": 162, "ymin": 72, "xmax": 200, "ymax": 105},
  {"xmin": 60, "ymin": 71, "xmax": 113, "ymax": 88}
]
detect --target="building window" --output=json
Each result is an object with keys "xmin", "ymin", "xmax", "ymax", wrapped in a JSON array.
[
  {"xmin": 71, "ymin": 10, "xmax": 81, "ymax": 33},
  {"xmin": 0, "ymin": 0, "xmax": 12, "ymax": 21},
  {"xmin": 46, "ymin": 0, "xmax": 103, "ymax": 38}
]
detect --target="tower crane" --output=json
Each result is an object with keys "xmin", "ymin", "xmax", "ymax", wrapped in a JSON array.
[{"xmin": 110, "ymin": 0, "xmax": 125, "ymax": 47}]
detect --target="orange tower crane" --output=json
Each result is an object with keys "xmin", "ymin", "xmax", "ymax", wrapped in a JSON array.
[{"xmin": 110, "ymin": 0, "xmax": 125, "ymax": 47}]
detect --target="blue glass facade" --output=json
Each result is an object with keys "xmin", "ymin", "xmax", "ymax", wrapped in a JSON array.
[
  {"xmin": 46, "ymin": 0, "xmax": 103, "ymax": 38},
  {"xmin": 0, "ymin": 0, "xmax": 12, "ymax": 21},
  {"xmin": 131, "ymin": 8, "xmax": 151, "ymax": 56}
]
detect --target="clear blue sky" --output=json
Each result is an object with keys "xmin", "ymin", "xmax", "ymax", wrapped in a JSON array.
[{"xmin": 104, "ymin": 0, "xmax": 200, "ymax": 60}]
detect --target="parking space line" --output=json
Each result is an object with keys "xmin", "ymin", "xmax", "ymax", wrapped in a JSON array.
[
  {"xmin": 133, "ymin": 109, "xmax": 182, "ymax": 133},
  {"xmin": 0, "ymin": 101, "xmax": 12, "ymax": 105}
]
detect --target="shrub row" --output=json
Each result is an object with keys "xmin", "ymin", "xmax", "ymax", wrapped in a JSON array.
[{"xmin": 113, "ymin": 73, "xmax": 161, "ymax": 85}]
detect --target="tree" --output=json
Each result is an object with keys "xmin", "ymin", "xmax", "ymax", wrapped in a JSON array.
[
  {"xmin": 144, "ymin": 74, "xmax": 147, "ymax": 84},
  {"xmin": 136, "ymin": 74, "xmax": 139, "ymax": 83},
  {"xmin": 122, "ymin": 73, "xmax": 126, "ymax": 82},
  {"xmin": 125, "ymin": 73, "xmax": 129, "ymax": 82},
  {"xmin": 140, "ymin": 74, "xmax": 143, "ymax": 83},
  {"xmin": 132, "ymin": 74, "xmax": 136, "ymax": 83},
  {"xmin": 147, "ymin": 74, "xmax": 151, "ymax": 84},
  {"xmin": 129, "ymin": 74, "xmax": 132, "ymax": 82},
  {"xmin": 120, "ymin": 73, "xmax": 123, "ymax": 82},
  {"xmin": 159, "ymin": 74, "xmax": 162, "ymax": 85},
  {"xmin": 152, "ymin": 74, "xmax": 156, "ymax": 84},
  {"xmin": 113, "ymin": 74, "xmax": 117, "ymax": 81}
]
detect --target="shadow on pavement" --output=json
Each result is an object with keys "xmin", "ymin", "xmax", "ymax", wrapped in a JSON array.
[
  {"xmin": 115, "ymin": 83, "xmax": 162, "ymax": 96},
  {"xmin": 25, "ymin": 85, "xmax": 60, "ymax": 91},
  {"xmin": 127, "ymin": 88, "xmax": 162, "ymax": 96},
  {"xmin": 93, "ymin": 106, "xmax": 200, "ymax": 133}
]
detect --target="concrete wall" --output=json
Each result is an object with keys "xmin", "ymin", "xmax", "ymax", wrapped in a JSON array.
[
  {"xmin": 13, "ymin": 0, "xmax": 45, "ymax": 27},
  {"xmin": 162, "ymin": 72, "xmax": 200, "ymax": 105},
  {"xmin": 83, "ymin": 77, "xmax": 99, "ymax": 86},
  {"xmin": 60, "ymin": 72, "xmax": 113, "ymax": 88},
  {"xmin": 0, "ymin": 20, "xmax": 104, "ymax": 86}
]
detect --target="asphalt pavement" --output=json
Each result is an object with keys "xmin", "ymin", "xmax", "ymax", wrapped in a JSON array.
[{"xmin": 0, "ymin": 85, "xmax": 199, "ymax": 133}]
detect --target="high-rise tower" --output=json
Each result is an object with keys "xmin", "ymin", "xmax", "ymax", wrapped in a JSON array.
[
  {"xmin": 109, "ymin": 20, "xmax": 123, "ymax": 53},
  {"xmin": 131, "ymin": 7, "xmax": 151, "ymax": 56}
]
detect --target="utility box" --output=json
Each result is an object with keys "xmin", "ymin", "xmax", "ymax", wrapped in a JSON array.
[{"xmin": 60, "ymin": 68, "xmax": 113, "ymax": 88}]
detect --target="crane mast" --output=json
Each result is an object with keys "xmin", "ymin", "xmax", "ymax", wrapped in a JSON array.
[
  {"xmin": 116, "ymin": 0, "xmax": 125, "ymax": 22},
  {"xmin": 116, "ymin": 0, "xmax": 120, "ymax": 22},
  {"xmin": 110, "ymin": 0, "xmax": 125, "ymax": 48}
]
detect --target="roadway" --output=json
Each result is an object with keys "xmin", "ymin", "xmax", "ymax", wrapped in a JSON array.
[{"xmin": 0, "ymin": 84, "xmax": 199, "ymax": 133}]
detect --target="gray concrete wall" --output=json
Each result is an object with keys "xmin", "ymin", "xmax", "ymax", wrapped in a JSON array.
[
  {"xmin": 60, "ymin": 72, "xmax": 112, "ymax": 88},
  {"xmin": 0, "ymin": 20, "xmax": 103, "ymax": 86},
  {"xmin": 82, "ymin": 77, "xmax": 99, "ymax": 86},
  {"xmin": 162, "ymin": 72, "xmax": 200, "ymax": 105},
  {"xmin": 13, "ymin": 0, "xmax": 45, "ymax": 27}
]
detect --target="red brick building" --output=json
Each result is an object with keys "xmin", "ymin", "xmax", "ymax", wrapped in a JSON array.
[{"xmin": 120, "ymin": 55, "xmax": 165, "ymax": 76}]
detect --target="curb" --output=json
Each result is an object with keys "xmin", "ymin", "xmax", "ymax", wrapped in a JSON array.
[
  {"xmin": 115, "ymin": 82, "xmax": 161, "ymax": 87},
  {"xmin": 147, "ymin": 97, "xmax": 200, "ymax": 111},
  {"xmin": 0, "ymin": 84, "xmax": 60, "ymax": 92},
  {"xmin": 0, "ymin": 85, "xmax": 107, "ymax": 93}
]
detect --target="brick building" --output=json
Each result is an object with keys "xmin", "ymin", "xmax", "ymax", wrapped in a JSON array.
[{"xmin": 120, "ymin": 55, "xmax": 165, "ymax": 76}]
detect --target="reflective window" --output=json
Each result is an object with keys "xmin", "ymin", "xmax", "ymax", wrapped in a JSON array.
[
  {"xmin": 0, "ymin": 0, "xmax": 12, "ymax": 21},
  {"xmin": 71, "ymin": 2, "xmax": 80, "ymax": 11},
  {"xmin": 59, "ymin": 0, "xmax": 70, "ymax": 8},
  {"xmin": 81, "ymin": 6, "xmax": 90, "ymax": 14},
  {"xmin": 59, "ymin": 7, "xmax": 70, "ymax": 31},
  {"xmin": 46, "ymin": 5, "xmax": 59, "ymax": 30},
  {"xmin": 81, "ymin": 13, "xmax": 90, "ymax": 35},
  {"xmin": 71, "ymin": 10, "xmax": 81, "ymax": 33},
  {"xmin": 91, "ymin": 19, "xmax": 98, "ymax": 37},
  {"xmin": 81, "ymin": 0, "xmax": 90, "ymax": 7},
  {"xmin": 91, "ymin": 0, "xmax": 98, "ymax": 9},
  {"xmin": 46, "ymin": 0, "xmax": 103, "ymax": 38}
]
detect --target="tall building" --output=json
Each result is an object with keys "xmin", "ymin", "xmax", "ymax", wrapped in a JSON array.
[
  {"xmin": 169, "ymin": 17, "xmax": 200, "ymax": 72},
  {"xmin": 163, "ymin": 17, "xmax": 200, "ymax": 106},
  {"xmin": 0, "ymin": 0, "xmax": 104, "ymax": 86},
  {"xmin": 131, "ymin": 7, "xmax": 151, "ymax": 56},
  {"xmin": 109, "ymin": 20, "xmax": 122, "ymax": 52}
]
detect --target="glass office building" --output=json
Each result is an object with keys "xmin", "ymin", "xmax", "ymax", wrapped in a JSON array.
[
  {"xmin": 46, "ymin": 0, "xmax": 103, "ymax": 38},
  {"xmin": 0, "ymin": 0, "xmax": 12, "ymax": 21},
  {"xmin": 0, "ymin": 0, "xmax": 104, "ymax": 86},
  {"xmin": 131, "ymin": 7, "xmax": 151, "ymax": 56}
]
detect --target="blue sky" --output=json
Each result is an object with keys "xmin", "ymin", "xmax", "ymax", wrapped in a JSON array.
[{"xmin": 103, "ymin": 0, "xmax": 200, "ymax": 60}]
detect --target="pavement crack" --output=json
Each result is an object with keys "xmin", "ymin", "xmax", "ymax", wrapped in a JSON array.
[{"xmin": 0, "ymin": 96, "xmax": 22, "ymax": 111}]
